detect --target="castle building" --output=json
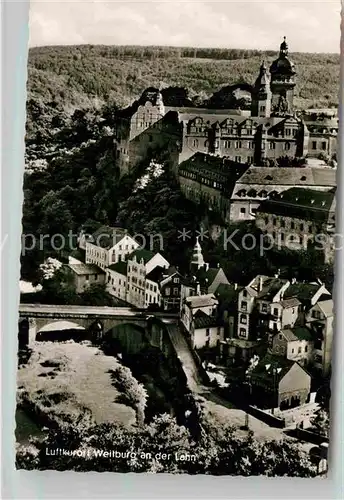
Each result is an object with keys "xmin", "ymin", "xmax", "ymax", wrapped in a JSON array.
[
  {"xmin": 255, "ymin": 187, "xmax": 336, "ymax": 263},
  {"xmin": 112, "ymin": 38, "xmax": 338, "ymax": 177}
]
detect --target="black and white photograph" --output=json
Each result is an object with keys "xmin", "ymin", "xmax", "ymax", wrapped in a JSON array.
[{"xmin": 15, "ymin": 0, "xmax": 340, "ymax": 477}]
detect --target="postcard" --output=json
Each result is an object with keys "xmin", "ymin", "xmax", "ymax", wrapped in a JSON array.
[{"xmin": 16, "ymin": 0, "xmax": 339, "ymax": 476}]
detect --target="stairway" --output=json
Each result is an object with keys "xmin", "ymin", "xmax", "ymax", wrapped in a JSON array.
[{"xmin": 165, "ymin": 324, "xmax": 204, "ymax": 393}]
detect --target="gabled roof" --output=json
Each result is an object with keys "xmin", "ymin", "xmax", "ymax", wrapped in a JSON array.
[
  {"xmin": 193, "ymin": 310, "xmax": 221, "ymax": 329},
  {"xmin": 108, "ymin": 261, "xmax": 128, "ymax": 276},
  {"xmin": 317, "ymin": 299, "xmax": 334, "ymax": 318},
  {"xmin": 279, "ymin": 297, "xmax": 301, "ymax": 309},
  {"xmin": 246, "ymin": 275, "xmax": 288, "ymax": 299},
  {"xmin": 284, "ymin": 283, "xmax": 321, "ymax": 303},
  {"xmin": 196, "ymin": 266, "xmax": 222, "ymax": 286},
  {"xmin": 280, "ymin": 326, "xmax": 313, "ymax": 342},
  {"xmin": 185, "ymin": 293, "xmax": 218, "ymax": 309},
  {"xmin": 89, "ymin": 225, "xmax": 128, "ymax": 249},
  {"xmin": 128, "ymin": 248, "xmax": 155, "ymax": 264},
  {"xmin": 68, "ymin": 263, "xmax": 105, "ymax": 276},
  {"xmin": 146, "ymin": 266, "xmax": 165, "ymax": 283},
  {"xmin": 251, "ymin": 353, "xmax": 294, "ymax": 384}
]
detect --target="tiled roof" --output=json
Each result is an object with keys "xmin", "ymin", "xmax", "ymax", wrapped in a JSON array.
[
  {"xmin": 234, "ymin": 167, "xmax": 337, "ymax": 191},
  {"xmin": 178, "ymin": 153, "xmax": 250, "ymax": 185},
  {"xmin": 146, "ymin": 266, "xmax": 165, "ymax": 283},
  {"xmin": 256, "ymin": 187, "xmax": 336, "ymax": 222},
  {"xmin": 128, "ymin": 248, "xmax": 155, "ymax": 264},
  {"xmin": 193, "ymin": 310, "xmax": 221, "ymax": 329},
  {"xmin": 284, "ymin": 283, "xmax": 321, "ymax": 303},
  {"xmin": 108, "ymin": 261, "xmax": 128, "ymax": 276},
  {"xmin": 317, "ymin": 299, "xmax": 334, "ymax": 318},
  {"xmin": 251, "ymin": 353, "xmax": 295, "ymax": 385},
  {"xmin": 281, "ymin": 327, "xmax": 313, "ymax": 342},
  {"xmin": 185, "ymin": 293, "xmax": 218, "ymax": 309},
  {"xmin": 89, "ymin": 225, "xmax": 128, "ymax": 249},
  {"xmin": 196, "ymin": 266, "xmax": 220, "ymax": 286},
  {"xmin": 280, "ymin": 297, "xmax": 301, "ymax": 308},
  {"xmin": 247, "ymin": 275, "xmax": 288, "ymax": 299},
  {"xmin": 68, "ymin": 263, "xmax": 105, "ymax": 276}
]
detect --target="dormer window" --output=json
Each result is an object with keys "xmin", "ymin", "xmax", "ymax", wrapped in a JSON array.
[{"xmin": 301, "ymin": 176, "xmax": 307, "ymax": 181}]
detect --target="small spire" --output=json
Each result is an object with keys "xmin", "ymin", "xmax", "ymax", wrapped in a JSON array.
[{"xmin": 190, "ymin": 236, "xmax": 205, "ymax": 271}]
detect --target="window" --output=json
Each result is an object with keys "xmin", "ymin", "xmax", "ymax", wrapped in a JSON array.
[
  {"xmin": 286, "ymin": 129, "xmax": 291, "ymax": 136},
  {"xmin": 235, "ymin": 156, "xmax": 242, "ymax": 162},
  {"xmin": 224, "ymin": 140, "xmax": 231, "ymax": 148},
  {"xmin": 291, "ymin": 221, "xmax": 295, "ymax": 230},
  {"xmin": 309, "ymin": 226, "xmax": 313, "ymax": 233},
  {"xmin": 240, "ymin": 207, "xmax": 246, "ymax": 214},
  {"xmin": 260, "ymin": 105, "xmax": 265, "ymax": 112},
  {"xmin": 173, "ymin": 287, "xmax": 179, "ymax": 295},
  {"xmin": 243, "ymin": 290, "xmax": 247, "ymax": 297},
  {"xmin": 193, "ymin": 139, "xmax": 199, "ymax": 147},
  {"xmin": 239, "ymin": 328, "xmax": 247, "ymax": 337},
  {"xmin": 312, "ymin": 141, "xmax": 317, "ymax": 150},
  {"xmin": 241, "ymin": 301, "xmax": 247, "ymax": 311},
  {"xmin": 279, "ymin": 334, "xmax": 283, "ymax": 340},
  {"xmin": 235, "ymin": 141, "xmax": 242, "ymax": 149},
  {"xmin": 173, "ymin": 277, "xmax": 179, "ymax": 284},
  {"xmin": 298, "ymin": 346, "xmax": 302, "ymax": 354},
  {"xmin": 281, "ymin": 220, "xmax": 285, "ymax": 228},
  {"xmin": 285, "ymin": 142, "xmax": 291, "ymax": 151},
  {"xmin": 281, "ymin": 233, "xmax": 285, "ymax": 241},
  {"xmin": 85, "ymin": 274, "xmax": 89, "ymax": 280},
  {"xmin": 314, "ymin": 354, "xmax": 323, "ymax": 363},
  {"xmin": 149, "ymin": 135, "xmax": 153, "ymax": 142},
  {"xmin": 240, "ymin": 314, "xmax": 247, "ymax": 324},
  {"xmin": 273, "ymin": 218, "xmax": 277, "ymax": 226},
  {"xmin": 300, "ymin": 223, "xmax": 304, "ymax": 231},
  {"xmin": 269, "ymin": 142, "xmax": 276, "ymax": 150},
  {"xmin": 206, "ymin": 328, "xmax": 210, "ymax": 337},
  {"xmin": 305, "ymin": 345, "xmax": 308, "ymax": 352},
  {"xmin": 165, "ymin": 287, "xmax": 170, "ymax": 296},
  {"xmin": 322, "ymin": 141, "xmax": 327, "ymax": 150},
  {"xmin": 291, "ymin": 348, "xmax": 294, "ymax": 354},
  {"xmin": 262, "ymin": 303, "xmax": 268, "ymax": 312},
  {"xmin": 273, "ymin": 308, "xmax": 278, "ymax": 316}
]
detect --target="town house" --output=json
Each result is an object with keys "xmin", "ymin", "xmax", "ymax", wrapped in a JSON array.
[{"xmin": 84, "ymin": 225, "xmax": 140, "ymax": 270}]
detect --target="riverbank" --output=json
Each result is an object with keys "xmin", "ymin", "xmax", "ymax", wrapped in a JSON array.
[{"xmin": 16, "ymin": 341, "xmax": 138, "ymax": 433}]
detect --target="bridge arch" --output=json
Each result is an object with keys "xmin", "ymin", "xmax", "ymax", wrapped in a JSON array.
[
  {"xmin": 35, "ymin": 320, "xmax": 87, "ymax": 342},
  {"xmin": 102, "ymin": 322, "xmax": 150, "ymax": 356}
]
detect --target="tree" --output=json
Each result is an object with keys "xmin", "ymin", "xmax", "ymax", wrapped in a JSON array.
[{"xmin": 310, "ymin": 409, "xmax": 330, "ymax": 438}]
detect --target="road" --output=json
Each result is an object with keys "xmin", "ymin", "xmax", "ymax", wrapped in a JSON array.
[{"xmin": 19, "ymin": 304, "xmax": 179, "ymax": 322}]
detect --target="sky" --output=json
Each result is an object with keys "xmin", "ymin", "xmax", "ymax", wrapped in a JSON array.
[{"xmin": 29, "ymin": 0, "xmax": 341, "ymax": 53}]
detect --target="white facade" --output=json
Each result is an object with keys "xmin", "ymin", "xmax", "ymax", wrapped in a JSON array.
[
  {"xmin": 86, "ymin": 234, "xmax": 139, "ymax": 270},
  {"xmin": 106, "ymin": 268, "xmax": 127, "ymax": 301}
]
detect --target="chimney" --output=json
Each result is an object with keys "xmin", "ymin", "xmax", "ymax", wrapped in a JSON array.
[
  {"xmin": 234, "ymin": 283, "xmax": 238, "ymax": 290},
  {"xmin": 292, "ymin": 277, "xmax": 297, "ymax": 285},
  {"xmin": 205, "ymin": 262, "xmax": 209, "ymax": 271},
  {"xmin": 259, "ymin": 276, "xmax": 264, "ymax": 292},
  {"xmin": 196, "ymin": 282, "xmax": 201, "ymax": 296},
  {"xmin": 217, "ymin": 262, "xmax": 220, "ymax": 268}
]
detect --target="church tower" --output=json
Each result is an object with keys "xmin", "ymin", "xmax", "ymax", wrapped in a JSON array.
[
  {"xmin": 269, "ymin": 37, "xmax": 296, "ymax": 116},
  {"xmin": 190, "ymin": 237, "xmax": 205, "ymax": 273},
  {"xmin": 251, "ymin": 61, "xmax": 272, "ymax": 117}
]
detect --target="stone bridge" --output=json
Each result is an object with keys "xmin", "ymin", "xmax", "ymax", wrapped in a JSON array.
[{"xmin": 18, "ymin": 304, "xmax": 178, "ymax": 354}]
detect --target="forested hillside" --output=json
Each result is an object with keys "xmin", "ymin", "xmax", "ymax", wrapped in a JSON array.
[{"xmin": 27, "ymin": 44, "xmax": 339, "ymax": 113}]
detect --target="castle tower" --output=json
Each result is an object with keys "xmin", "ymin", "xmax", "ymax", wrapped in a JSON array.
[
  {"xmin": 269, "ymin": 37, "xmax": 296, "ymax": 116},
  {"xmin": 190, "ymin": 236, "xmax": 205, "ymax": 272},
  {"xmin": 251, "ymin": 61, "xmax": 272, "ymax": 117}
]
